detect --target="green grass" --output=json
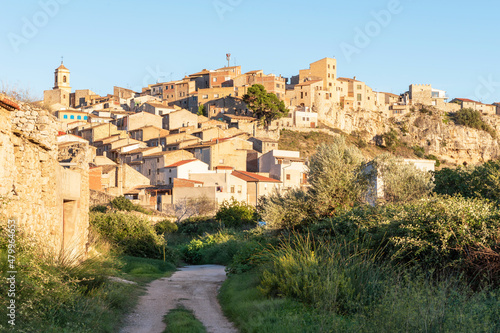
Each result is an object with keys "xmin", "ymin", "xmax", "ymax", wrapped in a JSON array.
[
  {"xmin": 162, "ymin": 305, "xmax": 206, "ymax": 333},
  {"xmin": 117, "ymin": 255, "xmax": 177, "ymax": 284},
  {"xmin": 219, "ymin": 271, "xmax": 348, "ymax": 333}
]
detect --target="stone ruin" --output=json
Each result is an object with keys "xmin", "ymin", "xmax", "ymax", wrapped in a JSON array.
[{"xmin": 0, "ymin": 95, "xmax": 90, "ymax": 259}]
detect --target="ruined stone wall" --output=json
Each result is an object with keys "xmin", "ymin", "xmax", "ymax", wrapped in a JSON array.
[
  {"xmin": 0, "ymin": 96, "xmax": 89, "ymax": 258},
  {"xmin": 89, "ymin": 189, "xmax": 115, "ymax": 207}
]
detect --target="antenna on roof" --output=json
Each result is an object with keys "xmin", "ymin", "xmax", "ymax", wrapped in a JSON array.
[{"xmin": 226, "ymin": 53, "xmax": 231, "ymax": 68}]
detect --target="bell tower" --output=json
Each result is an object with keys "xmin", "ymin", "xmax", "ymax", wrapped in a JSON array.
[{"xmin": 54, "ymin": 59, "xmax": 71, "ymax": 94}]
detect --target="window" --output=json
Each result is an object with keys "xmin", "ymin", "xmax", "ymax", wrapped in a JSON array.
[
  {"xmin": 77, "ymin": 116, "xmax": 81, "ymax": 120},
  {"xmin": 214, "ymin": 94, "xmax": 219, "ymax": 98},
  {"xmin": 156, "ymin": 169, "xmax": 159, "ymax": 175},
  {"xmin": 213, "ymin": 78, "xmax": 217, "ymax": 82},
  {"xmin": 357, "ymin": 85, "xmax": 362, "ymax": 90},
  {"xmin": 84, "ymin": 116, "xmax": 87, "ymax": 120},
  {"xmin": 328, "ymin": 74, "xmax": 331, "ymax": 78},
  {"xmin": 63, "ymin": 115, "xmax": 68, "ymax": 119},
  {"xmin": 63, "ymin": 76, "xmax": 67, "ymax": 83},
  {"xmin": 237, "ymin": 185, "xmax": 242, "ymax": 193},
  {"xmin": 148, "ymin": 169, "xmax": 151, "ymax": 175},
  {"xmin": 202, "ymin": 95, "xmax": 208, "ymax": 99},
  {"xmin": 286, "ymin": 174, "xmax": 291, "ymax": 180},
  {"xmin": 329, "ymin": 83, "xmax": 332, "ymax": 87},
  {"xmin": 357, "ymin": 94, "xmax": 362, "ymax": 101},
  {"xmin": 157, "ymin": 158, "xmax": 159, "ymax": 163},
  {"xmin": 70, "ymin": 115, "xmax": 74, "ymax": 119},
  {"xmin": 230, "ymin": 186, "xmax": 235, "ymax": 193},
  {"xmin": 169, "ymin": 177, "xmax": 172, "ymax": 184},
  {"xmin": 305, "ymin": 92, "xmax": 307, "ymax": 97}
]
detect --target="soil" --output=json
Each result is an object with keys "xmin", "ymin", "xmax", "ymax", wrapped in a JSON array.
[{"xmin": 119, "ymin": 265, "xmax": 237, "ymax": 333}]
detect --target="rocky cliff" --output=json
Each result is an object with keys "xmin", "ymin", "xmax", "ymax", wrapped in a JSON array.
[{"xmin": 317, "ymin": 104, "xmax": 500, "ymax": 166}]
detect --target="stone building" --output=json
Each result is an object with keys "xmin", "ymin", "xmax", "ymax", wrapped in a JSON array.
[{"xmin": 0, "ymin": 95, "xmax": 90, "ymax": 258}]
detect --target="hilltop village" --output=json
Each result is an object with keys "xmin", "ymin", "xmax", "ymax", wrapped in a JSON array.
[
  {"xmin": 28, "ymin": 58, "xmax": 500, "ymax": 210},
  {"xmin": 2, "ymin": 57, "xmax": 500, "ymax": 258}
]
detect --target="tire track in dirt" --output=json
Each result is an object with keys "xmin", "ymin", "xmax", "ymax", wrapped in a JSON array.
[{"xmin": 120, "ymin": 265, "xmax": 237, "ymax": 333}]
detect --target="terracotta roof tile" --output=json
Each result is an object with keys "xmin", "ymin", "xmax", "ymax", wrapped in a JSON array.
[
  {"xmin": 165, "ymin": 159, "xmax": 198, "ymax": 168},
  {"xmin": 231, "ymin": 170, "xmax": 281, "ymax": 183},
  {"xmin": 0, "ymin": 97, "xmax": 20, "ymax": 110}
]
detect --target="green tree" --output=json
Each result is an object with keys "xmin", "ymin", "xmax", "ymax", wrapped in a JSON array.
[
  {"xmin": 242, "ymin": 84, "xmax": 289, "ymax": 126},
  {"xmin": 197, "ymin": 104, "xmax": 206, "ymax": 117}
]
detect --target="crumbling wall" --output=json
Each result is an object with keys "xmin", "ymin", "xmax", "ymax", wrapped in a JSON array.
[{"xmin": 0, "ymin": 96, "xmax": 90, "ymax": 258}]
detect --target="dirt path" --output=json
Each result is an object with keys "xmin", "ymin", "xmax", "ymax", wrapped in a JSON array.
[{"xmin": 120, "ymin": 265, "xmax": 238, "ymax": 333}]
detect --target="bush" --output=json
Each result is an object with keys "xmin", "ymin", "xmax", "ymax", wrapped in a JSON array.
[
  {"xmin": 90, "ymin": 212, "xmax": 167, "ymax": 260},
  {"xmin": 176, "ymin": 216, "xmax": 222, "ymax": 236},
  {"xmin": 215, "ymin": 198, "xmax": 256, "ymax": 228},
  {"xmin": 320, "ymin": 196, "xmax": 500, "ymax": 281},
  {"xmin": 258, "ymin": 188, "xmax": 311, "ymax": 229},
  {"xmin": 155, "ymin": 219, "xmax": 178, "ymax": 235},
  {"xmin": 111, "ymin": 196, "xmax": 151, "ymax": 214},
  {"xmin": 381, "ymin": 128, "xmax": 399, "ymax": 149},
  {"xmin": 91, "ymin": 205, "xmax": 108, "ymax": 213},
  {"xmin": 307, "ymin": 137, "xmax": 367, "ymax": 217},
  {"xmin": 434, "ymin": 160, "xmax": 500, "ymax": 203},
  {"xmin": 369, "ymin": 153, "xmax": 434, "ymax": 203},
  {"xmin": 454, "ymin": 108, "xmax": 496, "ymax": 138},
  {"xmin": 182, "ymin": 231, "xmax": 242, "ymax": 265}
]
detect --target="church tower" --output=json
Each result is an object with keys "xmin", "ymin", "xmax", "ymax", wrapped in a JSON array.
[
  {"xmin": 53, "ymin": 61, "xmax": 71, "ymax": 94},
  {"xmin": 44, "ymin": 60, "xmax": 72, "ymax": 110}
]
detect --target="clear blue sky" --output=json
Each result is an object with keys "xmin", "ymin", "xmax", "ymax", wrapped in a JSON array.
[{"xmin": 1, "ymin": 0, "xmax": 499, "ymax": 103}]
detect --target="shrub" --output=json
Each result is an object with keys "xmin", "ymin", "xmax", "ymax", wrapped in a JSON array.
[
  {"xmin": 412, "ymin": 145, "xmax": 425, "ymax": 158},
  {"xmin": 111, "ymin": 196, "xmax": 151, "ymax": 214},
  {"xmin": 90, "ymin": 205, "xmax": 108, "ymax": 213},
  {"xmin": 454, "ymin": 108, "xmax": 496, "ymax": 138},
  {"xmin": 307, "ymin": 138, "xmax": 367, "ymax": 217},
  {"xmin": 257, "ymin": 188, "xmax": 311, "ymax": 230},
  {"xmin": 154, "ymin": 219, "xmax": 178, "ymax": 235},
  {"xmin": 381, "ymin": 128, "xmax": 399, "ymax": 149},
  {"xmin": 215, "ymin": 198, "xmax": 256, "ymax": 228},
  {"xmin": 369, "ymin": 154, "xmax": 434, "ymax": 203},
  {"xmin": 322, "ymin": 196, "xmax": 500, "ymax": 280},
  {"xmin": 434, "ymin": 160, "xmax": 500, "ymax": 203},
  {"xmin": 176, "ymin": 216, "xmax": 221, "ymax": 236},
  {"xmin": 182, "ymin": 231, "xmax": 242, "ymax": 265},
  {"xmin": 90, "ymin": 212, "xmax": 165, "ymax": 259}
]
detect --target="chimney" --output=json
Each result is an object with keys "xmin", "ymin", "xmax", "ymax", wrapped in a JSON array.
[{"xmin": 353, "ymin": 76, "xmax": 357, "ymax": 80}]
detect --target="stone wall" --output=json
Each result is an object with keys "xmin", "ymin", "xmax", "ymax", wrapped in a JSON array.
[
  {"xmin": 89, "ymin": 189, "xmax": 116, "ymax": 207},
  {"xmin": 0, "ymin": 95, "xmax": 90, "ymax": 258}
]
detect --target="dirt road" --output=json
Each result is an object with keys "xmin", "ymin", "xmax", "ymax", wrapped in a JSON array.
[{"xmin": 120, "ymin": 265, "xmax": 237, "ymax": 333}]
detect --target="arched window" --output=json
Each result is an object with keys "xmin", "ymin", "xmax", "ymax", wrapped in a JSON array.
[
  {"xmin": 63, "ymin": 76, "xmax": 67, "ymax": 83},
  {"xmin": 84, "ymin": 116, "xmax": 88, "ymax": 120},
  {"xmin": 63, "ymin": 115, "xmax": 68, "ymax": 119},
  {"xmin": 77, "ymin": 116, "xmax": 81, "ymax": 120},
  {"xmin": 70, "ymin": 115, "xmax": 74, "ymax": 119}
]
